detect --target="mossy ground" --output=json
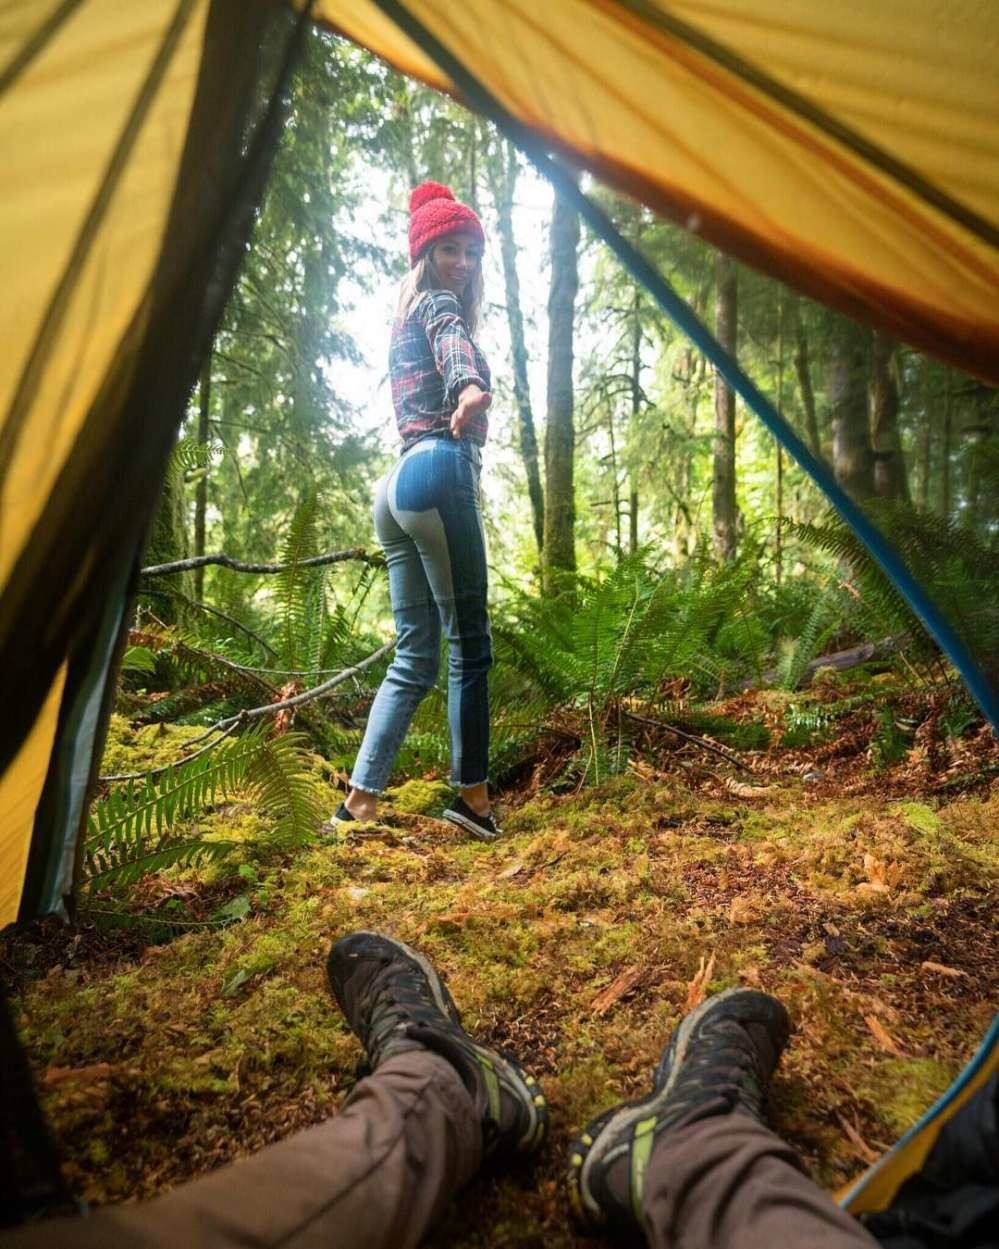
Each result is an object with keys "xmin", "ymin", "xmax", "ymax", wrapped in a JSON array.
[{"xmin": 4, "ymin": 698, "xmax": 998, "ymax": 1248}]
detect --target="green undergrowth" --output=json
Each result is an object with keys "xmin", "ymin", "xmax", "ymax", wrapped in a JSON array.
[{"xmin": 8, "ymin": 757, "xmax": 998, "ymax": 1246}]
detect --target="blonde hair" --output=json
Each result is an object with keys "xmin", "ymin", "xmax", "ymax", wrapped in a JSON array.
[{"xmin": 396, "ymin": 248, "xmax": 484, "ymax": 337}]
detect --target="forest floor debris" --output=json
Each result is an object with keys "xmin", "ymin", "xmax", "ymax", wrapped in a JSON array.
[{"xmin": 3, "ymin": 689, "xmax": 998, "ymax": 1249}]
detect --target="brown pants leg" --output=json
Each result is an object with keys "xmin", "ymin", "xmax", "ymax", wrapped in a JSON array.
[
  {"xmin": 2, "ymin": 1052, "xmax": 480, "ymax": 1249},
  {"xmin": 640, "ymin": 1109, "xmax": 879, "ymax": 1249}
]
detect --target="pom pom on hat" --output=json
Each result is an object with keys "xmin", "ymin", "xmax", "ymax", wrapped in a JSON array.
[
  {"xmin": 409, "ymin": 181, "xmax": 454, "ymax": 212},
  {"xmin": 408, "ymin": 180, "xmax": 485, "ymax": 264}
]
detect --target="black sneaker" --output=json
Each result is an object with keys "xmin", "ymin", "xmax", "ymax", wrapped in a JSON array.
[
  {"xmin": 328, "ymin": 931, "xmax": 548, "ymax": 1157},
  {"xmin": 323, "ymin": 802, "xmax": 386, "ymax": 837},
  {"xmin": 566, "ymin": 988, "xmax": 791, "ymax": 1231},
  {"xmin": 442, "ymin": 796, "xmax": 500, "ymax": 841}
]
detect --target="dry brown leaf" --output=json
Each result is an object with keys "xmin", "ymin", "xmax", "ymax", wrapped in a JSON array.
[
  {"xmin": 43, "ymin": 1063, "xmax": 113, "ymax": 1088},
  {"xmin": 864, "ymin": 1014, "xmax": 905, "ymax": 1056},
  {"xmin": 723, "ymin": 777, "xmax": 776, "ymax": 799},
  {"xmin": 685, "ymin": 952, "xmax": 717, "ymax": 1011},
  {"xmin": 497, "ymin": 861, "xmax": 525, "ymax": 880},
  {"xmin": 591, "ymin": 964, "xmax": 643, "ymax": 1015},
  {"xmin": 862, "ymin": 853, "xmax": 904, "ymax": 892},
  {"xmin": 920, "ymin": 960, "xmax": 968, "ymax": 979},
  {"xmin": 728, "ymin": 896, "xmax": 758, "ymax": 926},
  {"xmin": 837, "ymin": 1112, "xmax": 881, "ymax": 1164}
]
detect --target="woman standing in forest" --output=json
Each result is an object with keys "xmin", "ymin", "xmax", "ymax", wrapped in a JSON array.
[{"xmin": 330, "ymin": 182, "xmax": 499, "ymax": 840}]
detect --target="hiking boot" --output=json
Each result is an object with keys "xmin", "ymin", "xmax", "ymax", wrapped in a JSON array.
[
  {"xmin": 566, "ymin": 988, "xmax": 791, "ymax": 1231},
  {"xmin": 442, "ymin": 796, "xmax": 500, "ymax": 841},
  {"xmin": 328, "ymin": 931, "xmax": 548, "ymax": 1157}
]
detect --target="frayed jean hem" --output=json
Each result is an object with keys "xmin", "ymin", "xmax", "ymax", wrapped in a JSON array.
[{"xmin": 348, "ymin": 778, "xmax": 385, "ymax": 797}]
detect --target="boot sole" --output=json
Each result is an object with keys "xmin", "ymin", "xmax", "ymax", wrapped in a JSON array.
[{"xmin": 493, "ymin": 1049, "xmax": 550, "ymax": 1156}]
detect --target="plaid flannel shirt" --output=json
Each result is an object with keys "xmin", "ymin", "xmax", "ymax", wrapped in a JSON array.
[{"xmin": 390, "ymin": 289, "xmax": 491, "ymax": 449}]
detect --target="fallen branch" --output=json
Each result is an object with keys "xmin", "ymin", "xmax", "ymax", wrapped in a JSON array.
[
  {"xmin": 141, "ymin": 548, "xmax": 380, "ymax": 578},
  {"xmin": 739, "ymin": 635, "xmax": 905, "ymax": 692},
  {"xmin": 623, "ymin": 711, "xmax": 753, "ymax": 773},
  {"xmin": 183, "ymin": 640, "xmax": 396, "ymax": 746},
  {"xmin": 98, "ymin": 723, "xmax": 241, "ymax": 784},
  {"xmin": 99, "ymin": 640, "xmax": 395, "ymax": 783},
  {"xmin": 139, "ymin": 587, "xmax": 279, "ymax": 657}
]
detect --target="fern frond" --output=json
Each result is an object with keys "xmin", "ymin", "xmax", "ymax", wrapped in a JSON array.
[
  {"xmin": 247, "ymin": 731, "xmax": 325, "ymax": 847},
  {"xmin": 84, "ymin": 731, "xmax": 266, "ymax": 888},
  {"xmin": 277, "ymin": 492, "xmax": 322, "ymax": 669}
]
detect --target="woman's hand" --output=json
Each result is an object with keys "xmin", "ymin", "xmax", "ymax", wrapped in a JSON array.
[{"xmin": 451, "ymin": 384, "xmax": 491, "ymax": 438}]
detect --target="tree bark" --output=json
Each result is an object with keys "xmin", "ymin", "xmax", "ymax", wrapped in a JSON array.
[
  {"xmin": 492, "ymin": 140, "xmax": 544, "ymax": 553},
  {"xmin": 712, "ymin": 254, "xmax": 738, "ymax": 561},
  {"xmin": 790, "ymin": 299, "xmax": 821, "ymax": 457},
  {"xmin": 543, "ymin": 176, "xmax": 580, "ymax": 591},
  {"xmin": 829, "ymin": 322, "xmax": 874, "ymax": 501},
  {"xmin": 629, "ymin": 285, "xmax": 642, "ymax": 554},
  {"xmin": 869, "ymin": 333, "xmax": 910, "ymax": 502},
  {"xmin": 775, "ymin": 295, "xmax": 786, "ymax": 585},
  {"xmin": 194, "ymin": 354, "xmax": 212, "ymax": 601},
  {"xmin": 940, "ymin": 381, "xmax": 952, "ymax": 518}
]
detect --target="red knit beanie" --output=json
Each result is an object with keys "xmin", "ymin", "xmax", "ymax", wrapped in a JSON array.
[{"xmin": 408, "ymin": 181, "xmax": 485, "ymax": 264}]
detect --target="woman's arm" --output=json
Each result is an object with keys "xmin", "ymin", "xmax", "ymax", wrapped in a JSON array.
[{"xmin": 420, "ymin": 291, "xmax": 490, "ymax": 427}]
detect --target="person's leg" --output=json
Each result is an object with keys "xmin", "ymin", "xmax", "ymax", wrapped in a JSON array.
[
  {"xmin": 567, "ymin": 988, "xmax": 877, "ymax": 1249},
  {"xmin": 6, "ymin": 933, "xmax": 549, "ymax": 1249},
  {"xmin": 3, "ymin": 1051, "xmax": 477, "ymax": 1249},
  {"xmin": 344, "ymin": 470, "xmax": 442, "ymax": 816},
  {"xmin": 388, "ymin": 442, "xmax": 493, "ymax": 826},
  {"xmin": 641, "ymin": 1111, "xmax": 878, "ymax": 1249}
]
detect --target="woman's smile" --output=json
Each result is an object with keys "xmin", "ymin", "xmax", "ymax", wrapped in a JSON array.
[{"xmin": 431, "ymin": 231, "xmax": 482, "ymax": 296}]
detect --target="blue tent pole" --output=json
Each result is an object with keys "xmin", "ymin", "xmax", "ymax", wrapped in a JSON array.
[{"xmin": 372, "ymin": 0, "xmax": 999, "ymax": 731}]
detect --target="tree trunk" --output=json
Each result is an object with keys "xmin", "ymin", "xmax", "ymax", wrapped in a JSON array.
[
  {"xmin": 712, "ymin": 254, "xmax": 738, "ymax": 561},
  {"xmin": 964, "ymin": 382, "xmax": 996, "ymax": 523},
  {"xmin": 492, "ymin": 140, "xmax": 544, "ymax": 553},
  {"xmin": 917, "ymin": 385, "xmax": 932, "ymax": 511},
  {"xmin": 194, "ymin": 353, "xmax": 212, "ymax": 601},
  {"xmin": 775, "ymin": 296, "xmax": 786, "ymax": 585},
  {"xmin": 790, "ymin": 299, "xmax": 821, "ymax": 457},
  {"xmin": 940, "ymin": 382, "xmax": 952, "ymax": 517},
  {"xmin": 607, "ymin": 411, "xmax": 622, "ymax": 557},
  {"xmin": 629, "ymin": 285, "xmax": 642, "ymax": 554},
  {"xmin": 146, "ymin": 467, "xmax": 191, "ymax": 624},
  {"xmin": 869, "ymin": 333, "xmax": 910, "ymax": 502},
  {"xmin": 829, "ymin": 323, "xmax": 874, "ymax": 501},
  {"xmin": 543, "ymin": 177, "xmax": 580, "ymax": 591}
]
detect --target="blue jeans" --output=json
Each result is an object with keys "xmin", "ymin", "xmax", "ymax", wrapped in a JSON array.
[{"xmin": 350, "ymin": 437, "xmax": 491, "ymax": 794}]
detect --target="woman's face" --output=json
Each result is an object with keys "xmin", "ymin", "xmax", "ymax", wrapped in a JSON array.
[{"xmin": 429, "ymin": 231, "xmax": 482, "ymax": 296}]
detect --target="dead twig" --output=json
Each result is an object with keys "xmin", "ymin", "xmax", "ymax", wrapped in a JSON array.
[
  {"xmin": 141, "ymin": 548, "xmax": 380, "ymax": 578},
  {"xmin": 623, "ymin": 710, "xmax": 753, "ymax": 773},
  {"xmin": 182, "ymin": 640, "xmax": 396, "ymax": 747},
  {"xmin": 99, "ymin": 641, "xmax": 395, "ymax": 783}
]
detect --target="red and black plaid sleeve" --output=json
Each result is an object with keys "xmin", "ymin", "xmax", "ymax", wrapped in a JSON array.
[{"xmin": 389, "ymin": 290, "xmax": 491, "ymax": 449}]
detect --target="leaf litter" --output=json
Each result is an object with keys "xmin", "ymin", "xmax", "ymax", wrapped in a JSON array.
[{"xmin": 1, "ymin": 686, "xmax": 997, "ymax": 1248}]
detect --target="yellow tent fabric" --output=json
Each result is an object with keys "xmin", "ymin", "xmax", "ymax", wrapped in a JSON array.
[
  {"xmin": 0, "ymin": 669, "xmax": 66, "ymax": 928},
  {"xmin": 320, "ymin": 0, "xmax": 999, "ymax": 384},
  {"xmin": 0, "ymin": 0, "xmax": 213, "ymax": 927},
  {"xmin": 1, "ymin": 0, "xmax": 210, "ymax": 592},
  {"xmin": 841, "ymin": 1011, "xmax": 999, "ymax": 1215},
  {"xmin": 1, "ymin": 0, "xmax": 297, "ymax": 927}
]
